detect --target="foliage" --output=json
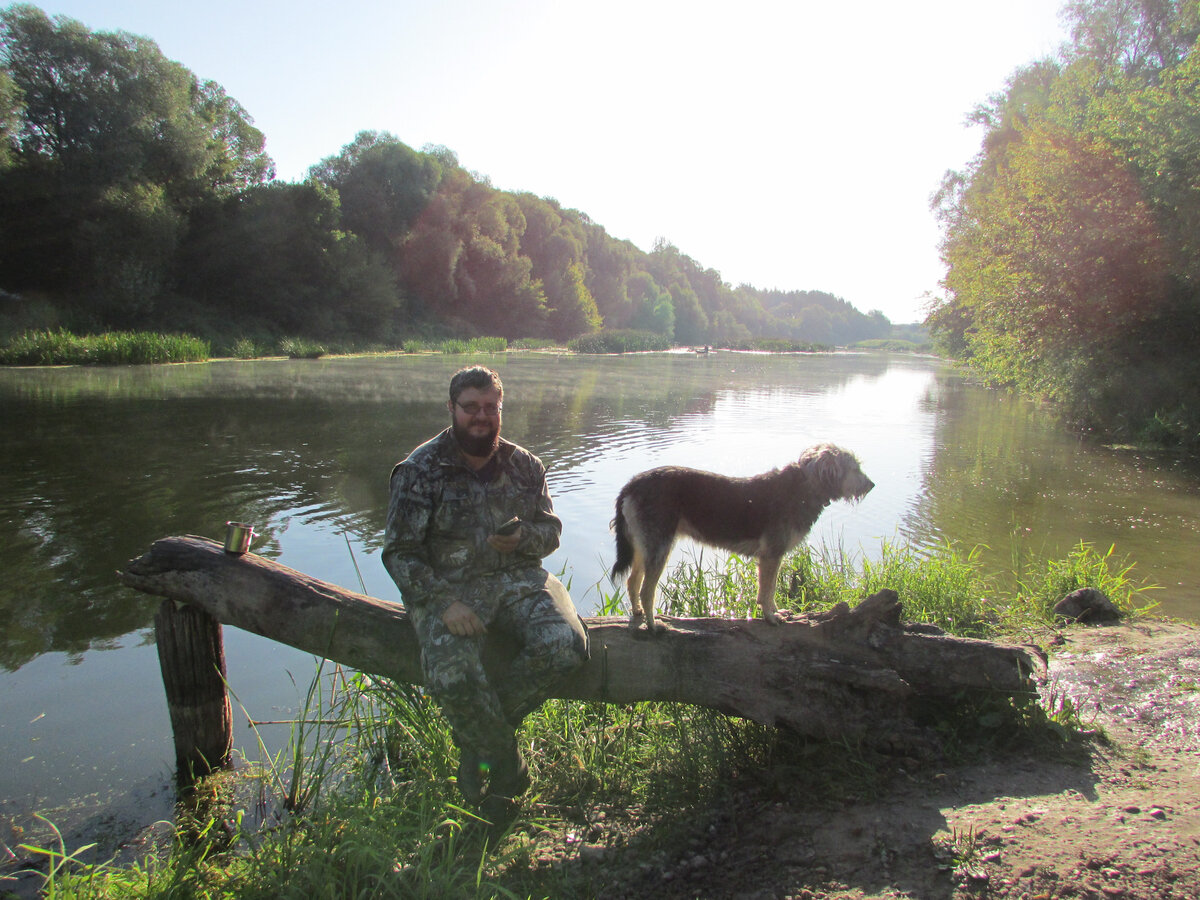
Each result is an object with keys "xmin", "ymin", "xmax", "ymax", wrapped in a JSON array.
[
  {"xmin": 402, "ymin": 336, "xmax": 508, "ymax": 354},
  {"xmin": 0, "ymin": 328, "xmax": 209, "ymax": 364},
  {"xmin": 721, "ymin": 337, "xmax": 831, "ymax": 352},
  {"xmin": 0, "ymin": 4, "xmax": 272, "ymax": 326},
  {"xmin": 1004, "ymin": 540, "xmax": 1159, "ymax": 626},
  {"xmin": 567, "ymin": 329, "xmax": 672, "ymax": 353},
  {"xmin": 929, "ymin": 0, "xmax": 1200, "ymax": 446},
  {"xmin": 507, "ymin": 337, "xmax": 558, "ymax": 350},
  {"xmin": 853, "ymin": 338, "xmax": 928, "ymax": 352},
  {"xmin": 277, "ymin": 336, "xmax": 325, "ymax": 359}
]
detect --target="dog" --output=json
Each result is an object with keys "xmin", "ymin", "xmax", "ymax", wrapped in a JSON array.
[{"xmin": 611, "ymin": 444, "xmax": 874, "ymax": 633}]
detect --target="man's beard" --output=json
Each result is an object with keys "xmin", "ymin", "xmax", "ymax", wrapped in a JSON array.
[{"xmin": 452, "ymin": 419, "xmax": 500, "ymax": 457}]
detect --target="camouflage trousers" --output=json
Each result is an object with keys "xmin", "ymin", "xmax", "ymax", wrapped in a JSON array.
[{"xmin": 409, "ymin": 571, "xmax": 589, "ymax": 762}]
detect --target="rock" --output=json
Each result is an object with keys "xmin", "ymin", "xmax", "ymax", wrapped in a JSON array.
[{"xmin": 1053, "ymin": 588, "xmax": 1121, "ymax": 624}]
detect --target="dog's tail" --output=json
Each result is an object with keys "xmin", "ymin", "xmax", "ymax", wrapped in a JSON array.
[{"xmin": 611, "ymin": 491, "xmax": 634, "ymax": 579}]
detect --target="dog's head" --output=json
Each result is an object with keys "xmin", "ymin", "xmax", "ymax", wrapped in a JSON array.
[{"xmin": 797, "ymin": 444, "xmax": 874, "ymax": 501}]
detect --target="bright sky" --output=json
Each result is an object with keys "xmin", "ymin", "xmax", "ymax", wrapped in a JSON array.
[{"xmin": 33, "ymin": 0, "xmax": 1069, "ymax": 324}]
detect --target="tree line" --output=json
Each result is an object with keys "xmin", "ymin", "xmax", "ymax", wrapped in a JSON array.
[
  {"xmin": 0, "ymin": 3, "xmax": 895, "ymax": 351},
  {"xmin": 930, "ymin": 0, "xmax": 1200, "ymax": 446}
]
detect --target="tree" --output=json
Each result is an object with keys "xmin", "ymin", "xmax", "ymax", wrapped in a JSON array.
[
  {"xmin": 0, "ymin": 66, "xmax": 18, "ymax": 169},
  {"xmin": 1061, "ymin": 0, "xmax": 1200, "ymax": 76},
  {"xmin": 0, "ymin": 4, "xmax": 273, "ymax": 322},
  {"xmin": 309, "ymin": 131, "xmax": 442, "ymax": 257},
  {"xmin": 180, "ymin": 181, "xmax": 400, "ymax": 339},
  {"xmin": 930, "ymin": 1, "xmax": 1200, "ymax": 442}
]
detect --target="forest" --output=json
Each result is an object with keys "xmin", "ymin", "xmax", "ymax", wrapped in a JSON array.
[
  {"xmin": 930, "ymin": 0, "xmax": 1200, "ymax": 446},
  {"xmin": 0, "ymin": 3, "xmax": 896, "ymax": 352}
]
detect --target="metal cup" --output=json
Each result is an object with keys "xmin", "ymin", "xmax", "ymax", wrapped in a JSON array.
[{"xmin": 223, "ymin": 521, "xmax": 255, "ymax": 554}]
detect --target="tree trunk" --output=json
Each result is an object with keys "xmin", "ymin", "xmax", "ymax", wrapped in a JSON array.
[{"xmin": 120, "ymin": 536, "xmax": 1046, "ymax": 750}]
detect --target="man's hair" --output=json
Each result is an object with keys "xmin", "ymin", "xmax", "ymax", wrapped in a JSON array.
[{"xmin": 448, "ymin": 366, "xmax": 503, "ymax": 404}]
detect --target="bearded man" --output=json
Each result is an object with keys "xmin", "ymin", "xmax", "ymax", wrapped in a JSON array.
[{"xmin": 382, "ymin": 365, "xmax": 588, "ymax": 815}]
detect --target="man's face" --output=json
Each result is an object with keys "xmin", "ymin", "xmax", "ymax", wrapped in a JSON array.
[{"xmin": 449, "ymin": 386, "xmax": 502, "ymax": 457}]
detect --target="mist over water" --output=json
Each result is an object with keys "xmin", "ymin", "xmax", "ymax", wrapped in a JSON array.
[{"xmin": 2, "ymin": 352, "xmax": 1197, "ymax": 854}]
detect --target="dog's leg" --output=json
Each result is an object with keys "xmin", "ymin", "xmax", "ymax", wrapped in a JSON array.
[
  {"xmin": 756, "ymin": 554, "xmax": 785, "ymax": 624},
  {"xmin": 626, "ymin": 554, "xmax": 646, "ymax": 629},
  {"xmin": 638, "ymin": 556, "xmax": 670, "ymax": 635}
]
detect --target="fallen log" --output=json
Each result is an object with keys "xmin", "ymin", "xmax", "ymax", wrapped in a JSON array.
[{"xmin": 120, "ymin": 536, "xmax": 1047, "ymax": 772}]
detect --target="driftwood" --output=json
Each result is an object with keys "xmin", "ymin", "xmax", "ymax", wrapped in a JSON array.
[{"xmin": 120, "ymin": 536, "xmax": 1047, "ymax": 772}]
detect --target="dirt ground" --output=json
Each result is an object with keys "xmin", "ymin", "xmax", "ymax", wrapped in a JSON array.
[{"xmin": 546, "ymin": 620, "xmax": 1200, "ymax": 900}]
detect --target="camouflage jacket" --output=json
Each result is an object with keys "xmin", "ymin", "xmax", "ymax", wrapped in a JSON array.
[{"xmin": 382, "ymin": 428, "xmax": 562, "ymax": 621}]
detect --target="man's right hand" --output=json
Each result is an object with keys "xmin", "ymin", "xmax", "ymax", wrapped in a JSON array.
[{"xmin": 442, "ymin": 600, "xmax": 486, "ymax": 637}]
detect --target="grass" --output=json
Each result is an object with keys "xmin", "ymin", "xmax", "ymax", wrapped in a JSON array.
[
  {"xmin": 402, "ymin": 336, "xmax": 509, "ymax": 354},
  {"xmin": 11, "ymin": 540, "xmax": 1154, "ymax": 898},
  {"xmin": 277, "ymin": 336, "xmax": 326, "ymax": 359},
  {"xmin": 566, "ymin": 330, "xmax": 671, "ymax": 353},
  {"xmin": 0, "ymin": 328, "xmax": 211, "ymax": 365}
]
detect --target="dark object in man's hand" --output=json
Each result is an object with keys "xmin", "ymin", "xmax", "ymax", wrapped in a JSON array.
[{"xmin": 496, "ymin": 517, "xmax": 522, "ymax": 536}]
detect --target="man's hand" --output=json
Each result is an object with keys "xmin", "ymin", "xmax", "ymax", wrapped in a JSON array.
[
  {"xmin": 442, "ymin": 600, "xmax": 486, "ymax": 637},
  {"xmin": 486, "ymin": 525, "xmax": 523, "ymax": 554}
]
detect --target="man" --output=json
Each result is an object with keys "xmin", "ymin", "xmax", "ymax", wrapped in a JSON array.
[{"xmin": 382, "ymin": 365, "xmax": 589, "ymax": 813}]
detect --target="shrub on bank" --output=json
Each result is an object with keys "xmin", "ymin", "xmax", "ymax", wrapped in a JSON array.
[{"xmin": 277, "ymin": 337, "xmax": 326, "ymax": 359}]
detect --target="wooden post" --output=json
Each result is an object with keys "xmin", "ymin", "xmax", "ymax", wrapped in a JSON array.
[{"xmin": 154, "ymin": 598, "xmax": 233, "ymax": 779}]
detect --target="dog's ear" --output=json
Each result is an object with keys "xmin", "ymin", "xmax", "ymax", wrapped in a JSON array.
[{"xmin": 799, "ymin": 444, "xmax": 844, "ymax": 492}]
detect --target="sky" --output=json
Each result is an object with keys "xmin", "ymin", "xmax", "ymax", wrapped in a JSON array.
[{"xmin": 30, "ymin": 0, "xmax": 1071, "ymax": 324}]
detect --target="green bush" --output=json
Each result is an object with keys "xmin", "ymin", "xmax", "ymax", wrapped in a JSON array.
[
  {"xmin": 230, "ymin": 338, "xmax": 260, "ymax": 359},
  {"xmin": 277, "ymin": 337, "xmax": 325, "ymax": 359}
]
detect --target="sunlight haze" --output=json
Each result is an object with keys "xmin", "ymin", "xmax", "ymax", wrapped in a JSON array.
[{"xmin": 35, "ymin": 0, "xmax": 1070, "ymax": 324}]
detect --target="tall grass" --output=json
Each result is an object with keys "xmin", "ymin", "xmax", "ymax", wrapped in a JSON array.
[
  {"xmin": 14, "ymin": 540, "xmax": 1152, "ymax": 898},
  {"xmin": 0, "ymin": 328, "xmax": 210, "ymax": 365},
  {"xmin": 277, "ymin": 336, "xmax": 326, "ymax": 359},
  {"xmin": 403, "ymin": 336, "xmax": 509, "ymax": 354},
  {"xmin": 566, "ymin": 330, "xmax": 671, "ymax": 353}
]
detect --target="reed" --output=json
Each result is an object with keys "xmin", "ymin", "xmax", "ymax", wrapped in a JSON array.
[
  {"xmin": 566, "ymin": 330, "xmax": 671, "ymax": 353},
  {"xmin": 277, "ymin": 336, "xmax": 326, "ymax": 359},
  {"xmin": 401, "ymin": 336, "xmax": 510, "ymax": 354},
  {"xmin": 0, "ymin": 328, "xmax": 210, "ymax": 365}
]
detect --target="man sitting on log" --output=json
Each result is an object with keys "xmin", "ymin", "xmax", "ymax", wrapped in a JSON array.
[{"xmin": 382, "ymin": 365, "xmax": 589, "ymax": 817}]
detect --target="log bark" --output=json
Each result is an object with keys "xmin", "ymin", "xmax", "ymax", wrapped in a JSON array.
[{"xmin": 120, "ymin": 536, "xmax": 1046, "ymax": 747}]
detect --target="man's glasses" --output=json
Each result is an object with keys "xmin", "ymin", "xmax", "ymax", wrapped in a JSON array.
[{"xmin": 455, "ymin": 401, "xmax": 503, "ymax": 417}]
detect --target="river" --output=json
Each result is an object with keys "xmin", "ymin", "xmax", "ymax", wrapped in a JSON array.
[{"xmin": 1, "ymin": 350, "xmax": 1197, "ymax": 858}]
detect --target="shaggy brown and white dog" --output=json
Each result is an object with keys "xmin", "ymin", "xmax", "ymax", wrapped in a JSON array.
[{"xmin": 611, "ymin": 444, "xmax": 874, "ymax": 633}]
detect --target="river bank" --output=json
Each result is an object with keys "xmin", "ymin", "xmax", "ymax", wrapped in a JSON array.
[{"xmin": 564, "ymin": 619, "xmax": 1200, "ymax": 899}]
